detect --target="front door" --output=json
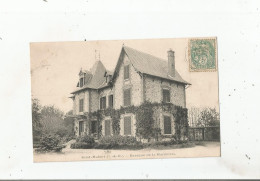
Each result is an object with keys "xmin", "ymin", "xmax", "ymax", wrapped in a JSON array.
[
  {"xmin": 91, "ymin": 121, "xmax": 97, "ymax": 134},
  {"xmin": 79, "ymin": 121, "xmax": 84, "ymax": 136},
  {"xmin": 105, "ymin": 120, "xmax": 111, "ymax": 136}
]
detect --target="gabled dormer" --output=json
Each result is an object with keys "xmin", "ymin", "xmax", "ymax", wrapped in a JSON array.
[{"xmin": 77, "ymin": 69, "xmax": 93, "ymax": 88}]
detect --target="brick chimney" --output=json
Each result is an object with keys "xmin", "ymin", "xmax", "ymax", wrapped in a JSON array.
[{"xmin": 167, "ymin": 49, "xmax": 175, "ymax": 77}]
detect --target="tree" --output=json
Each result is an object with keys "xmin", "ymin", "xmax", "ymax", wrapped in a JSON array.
[
  {"xmin": 63, "ymin": 110, "xmax": 75, "ymax": 136},
  {"xmin": 41, "ymin": 105, "xmax": 64, "ymax": 133},
  {"xmin": 188, "ymin": 107, "xmax": 201, "ymax": 127},
  {"xmin": 197, "ymin": 108, "xmax": 220, "ymax": 127},
  {"xmin": 32, "ymin": 98, "xmax": 42, "ymax": 141}
]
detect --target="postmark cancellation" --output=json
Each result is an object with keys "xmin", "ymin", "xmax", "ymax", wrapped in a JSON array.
[{"xmin": 188, "ymin": 38, "xmax": 217, "ymax": 72}]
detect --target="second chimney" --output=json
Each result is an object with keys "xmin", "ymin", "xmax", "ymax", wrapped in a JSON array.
[{"xmin": 167, "ymin": 49, "xmax": 175, "ymax": 77}]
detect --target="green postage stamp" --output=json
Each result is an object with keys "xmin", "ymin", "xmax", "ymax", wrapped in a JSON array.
[{"xmin": 188, "ymin": 38, "xmax": 217, "ymax": 72}]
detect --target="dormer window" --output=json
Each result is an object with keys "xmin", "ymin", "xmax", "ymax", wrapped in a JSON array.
[
  {"xmin": 80, "ymin": 77, "xmax": 84, "ymax": 87},
  {"xmin": 100, "ymin": 96, "xmax": 106, "ymax": 109}
]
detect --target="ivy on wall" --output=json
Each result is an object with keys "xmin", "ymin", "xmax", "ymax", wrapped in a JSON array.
[{"xmin": 82, "ymin": 102, "xmax": 188, "ymax": 141}]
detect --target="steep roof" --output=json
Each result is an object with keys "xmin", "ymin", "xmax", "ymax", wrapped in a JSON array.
[
  {"xmin": 71, "ymin": 61, "xmax": 109, "ymax": 93},
  {"xmin": 113, "ymin": 46, "xmax": 190, "ymax": 85},
  {"xmin": 71, "ymin": 46, "xmax": 190, "ymax": 95}
]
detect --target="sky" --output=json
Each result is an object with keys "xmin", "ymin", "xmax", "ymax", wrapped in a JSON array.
[{"xmin": 30, "ymin": 39, "xmax": 219, "ymax": 113}]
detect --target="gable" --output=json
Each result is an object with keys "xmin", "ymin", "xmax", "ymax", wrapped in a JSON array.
[{"xmin": 123, "ymin": 46, "xmax": 190, "ymax": 85}]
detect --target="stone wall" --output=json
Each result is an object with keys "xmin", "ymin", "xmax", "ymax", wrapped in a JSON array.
[
  {"xmin": 99, "ymin": 87, "xmax": 114, "ymax": 108},
  {"xmin": 89, "ymin": 89, "xmax": 99, "ymax": 112},
  {"xmin": 114, "ymin": 52, "xmax": 142, "ymax": 109},
  {"xmin": 73, "ymin": 91, "xmax": 90, "ymax": 115},
  {"xmin": 144, "ymin": 76, "xmax": 186, "ymax": 108}
]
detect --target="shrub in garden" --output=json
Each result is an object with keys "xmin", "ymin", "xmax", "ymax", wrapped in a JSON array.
[
  {"xmin": 99, "ymin": 135, "xmax": 138, "ymax": 145},
  {"xmin": 70, "ymin": 135, "xmax": 95, "ymax": 149},
  {"xmin": 76, "ymin": 134, "xmax": 95, "ymax": 145},
  {"xmin": 96, "ymin": 135, "xmax": 142, "ymax": 149},
  {"xmin": 70, "ymin": 142, "xmax": 94, "ymax": 149},
  {"xmin": 36, "ymin": 134, "xmax": 65, "ymax": 152}
]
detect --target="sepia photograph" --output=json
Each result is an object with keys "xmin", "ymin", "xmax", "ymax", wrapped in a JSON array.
[
  {"xmin": 30, "ymin": 38, "xmax": 220, "ymax": 162},
  {"xmin": 2, "ymin": 0, "xmax": 260, "ymax": 179}
]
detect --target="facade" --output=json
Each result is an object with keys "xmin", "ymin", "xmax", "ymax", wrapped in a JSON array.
[{"xmin": 70, "ymin": 46, "xmax": 190, "ymax": 138}]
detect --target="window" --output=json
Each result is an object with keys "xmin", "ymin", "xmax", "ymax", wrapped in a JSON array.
[
  {"xmin": 123, "ymin": 88, "xmax": 131, "ymax": 106},
  {"xmin": 105, "ymin": 120, "xmax": 111, "ymax": 136},
  {"xmin": 162, "ymin": 89, "xmax": 170, "ymax": 103},
  {"xmin": 164, "ymin": 116, "xmax": 172, "ymax": 134},
  {"xmin": 124, "ymin": 116, "xmax": 132, "ymax": 135},
  {"xmin": 80, "ymin": 77, "xmax": 84, "ymax": 87},
  {"xmin": 100, "ymin": 96, "xmax": 106, "ymax": 109},
  {"xmin": 79, "ymin": 121, "xmax": 84, "ymax": 136},
  {"xmin": 79, "ymin": 99, "xmax": 84, "ymax": 112},
  {"xmin": 124, "ymin": 65, "xmax": 130, "ymax": 80},
  {"xmin": 108, "ymin": 95, "xmax": 113, "ymax": 108}
]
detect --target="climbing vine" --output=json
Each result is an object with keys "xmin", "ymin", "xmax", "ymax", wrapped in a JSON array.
[{"xmin": 85, "ymin": 101, "xmax": 188, "ymax": 141}]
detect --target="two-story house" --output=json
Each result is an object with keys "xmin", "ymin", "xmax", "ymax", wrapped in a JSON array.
[{"xmin": 70, "ymin": 45, "xmax": 190, "ymax": 138}]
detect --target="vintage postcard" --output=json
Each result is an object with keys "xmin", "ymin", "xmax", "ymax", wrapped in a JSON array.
[{"xmin": 30, "ymin": 38, "xmax": 220, "ymax": 162}]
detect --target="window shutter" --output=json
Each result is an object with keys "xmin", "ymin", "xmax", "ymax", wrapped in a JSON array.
[
  {"xmin": 109, "ymin": 95, "xmax": 113, "ymax": 108},
  {"xmin": 124, "ymin": 65, "xmax": 129, "ymax": 80},
  {"xmin": 124, "ymin": 116, "xmax": 131, "ymax": 135},
  {"xmin": 79, "ymin": 99, "xmax": 84, "ymax": 112},
  {"xmin": 163, "ymin": 89, "xmax": 170, "ymax": 103},
  {"xmin": 124, "ymin": 89, "xmax": 131, "ymax": 106},
  {"xmin": 164, "ymin": 116, "xmax": 172, "ymax": 134},
  {"xmin": 103, "ymin": 97, "xmax": 106, "ymax": 109},
  {"xmin": 100, "ymin": 97, "xmax": 106, "ymax": 109},
  {"xmin": 105, "ymin": 120, "xmax": 111, "ymax": 136},
  {"xmin": 79, "ymin": 121, "xmax": 84, "ymax": 135}
]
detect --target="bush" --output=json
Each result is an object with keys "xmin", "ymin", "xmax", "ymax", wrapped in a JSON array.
[
  {"xmin": 70, "ymin": 142, "xmax": 94, "ymax": 149},
  {"xmin": 99, "ymin": 135, "xmax": 139, "ymax": 145},
  {"xmin": 36, "ymin": 134, "xmax": 65, "ymax": 152},
  {"xmin": 76, "ymin": 135, "xmax": 95, "ymax": 145},
  {"xmin": 95, "ymin": 135, "xmax": 142, "ymax": 149},
  {"xmin": 145, "ymin": 138, "xmax": 176, "ymax": 147}
]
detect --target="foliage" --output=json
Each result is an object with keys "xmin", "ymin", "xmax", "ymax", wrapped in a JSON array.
[
  {"xmin": 32, "ymin": 99, "xmax": 75, "ymax": 148},
  {"xmin": 63, "ymin": 110, "xmax": 75, "ymax": 139},
  {"xmin": 145, "ymin": 138, "xmax": 177, "ymax": 147},
  {"xmin": 99, "ymin": 135, "xmax": 139, "ymax": 145},
  {"xmin": 86, "ymin": 101, "xmax": 189, "ymax": 142},
  {"xmin": 32, "ymin": 98, "xmax": 44, "ymax": 148},
  {"xmin": 71, "ymin": 135, "xmax": 95, "ymax": 149},
  {"xmin": 70, "ymin": 142, "xmax": 94, "ymax": 149},
  {"xmin": 174, "ymin": 106, "xmax": 189, "ymax": 140},
  {"xmin": 96, "ymin": 135, "xmax": 142, "ymax": 149},
  {"xmin": 55, "ymin": 126, "xmax": 75, "ymax": 143},
  {"xmin": 188, "ymin": 107, "xmax": 220, "ymax": 127},
  {"xmin": 41, "ymin": 105, "xmax": 64, "ymax": 133},
  {"xmin": 111, "ymin": 115, "xmax": 120, "ymax": 135},
  {"xmin": 32, "ymin": 98, "xmax": 43, "ymax": 140},
  {"xmin": 135, "ymin": 102, "xmax": 155, "ymax": 140},
  {"xmin": 36, "ymin": 134, "xmax": 65, "ymax": 152},
  {"xmin": 198, "ymin": 108, "xmax": 220, "ymax": 127},
  {"xmin": 188, "ymin": 107, "xmax": 201, "ymax": 127},
  {"xmin": 76, "ymin": 134, "xmax": 95, "ymax": 145}
]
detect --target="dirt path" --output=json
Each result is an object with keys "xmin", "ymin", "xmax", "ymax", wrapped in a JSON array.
[{"xmin": 34, "ymin": 142, "xmax": 220, "ymax": 162}]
